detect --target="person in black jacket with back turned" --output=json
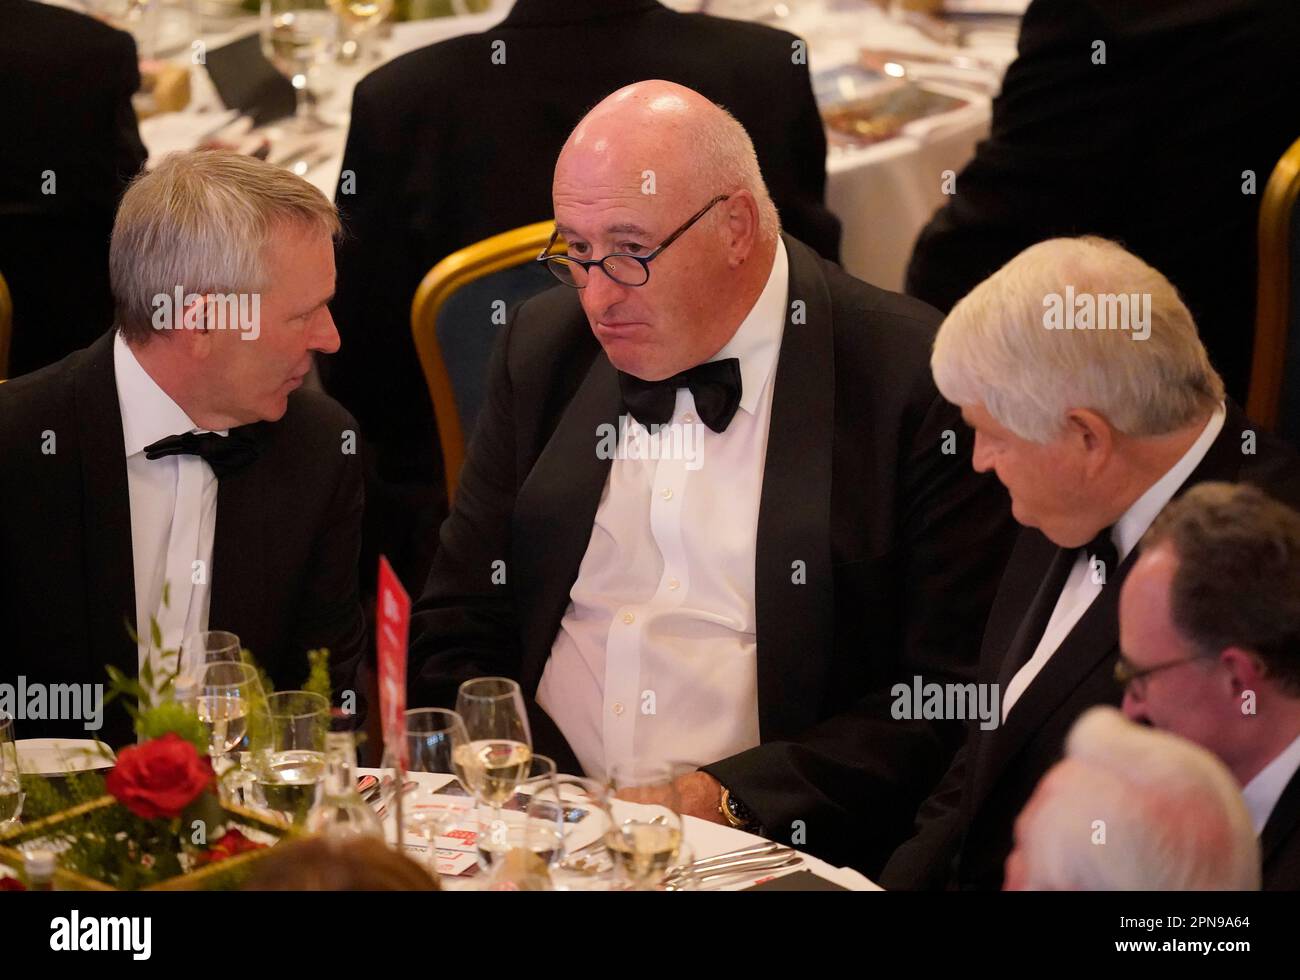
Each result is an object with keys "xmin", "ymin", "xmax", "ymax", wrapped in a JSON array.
[
  {"xmin": 0, "ymin": 0, "xmax": 147, "ymax": 377},
  {"xmin": 327, "ymin": 0, "xmax": 841, "ymax": 593},
  {"xmin": 905, "ymin": 0, "xmax": 1300, "ymax": 407}
]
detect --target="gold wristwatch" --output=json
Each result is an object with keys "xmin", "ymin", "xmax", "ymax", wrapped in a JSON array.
[{"xmin": 719, "ymin": 786, "xmax": 759, "ymax": 831}]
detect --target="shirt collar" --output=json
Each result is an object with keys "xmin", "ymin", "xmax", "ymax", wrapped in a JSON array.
[
  {"xmin": 1110, "ymin": 403, "xmax": 1227, "ymax": 562},
  {"xmin": 1243, "ymin": 730, "xmax": 1300, "ymax": 835},
  {"xmin": 709, "ymin": 236, "xmax": 788, "ymax": 418},
  {"xmin": 113, "ymin": 331, "xmax": 204, "ymax": 458}
]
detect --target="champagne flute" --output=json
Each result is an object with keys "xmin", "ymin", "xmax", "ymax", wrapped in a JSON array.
[
  {"xmin": 0, "ymin": 712, "xmax": 22, "ymax": 834},
  {"xmin": 398, "ymin": 707, "xmax": 471, "ymax": 878},
  {"xmin": 453, "ymin": 677, "xmax": 533, "ymax": 834},
  {"xmin": 250, "ymin": 690, "xmax": 330, "ymax": 826},
  {"xmin": 605, "ymin": 761, "xmax": 687, "ymax": 890},
  {"xmin": 196, "ymin": 661, "xmax": 259, "ymax": 764},
  {"xmin": 261, "ymin": 0, "xmax": 337, "ymax": 133}
]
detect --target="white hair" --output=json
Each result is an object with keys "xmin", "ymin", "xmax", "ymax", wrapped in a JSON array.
[
  {"xmin": 110, "ymin": 150, "xmax": 340, "ymax": 343},
  {"xmin": 931, "ymin": 237, "xmax": 1224, "ymax": 443},
  {"xmin": 1017, "ymin": 707, "xmax": 1260, "ymax": 890}
]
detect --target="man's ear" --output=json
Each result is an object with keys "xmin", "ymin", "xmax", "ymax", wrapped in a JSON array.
[
  {"xmin": 724, "ymin": 190, "xmax": 760, "ymax": 268},
  {"xmin": 1064, "ymin": 408, "xmax": 1115, "ymax": 476},
  {"xmin": 1221, "ymin": 646, "xmax": 1267, "ymax": 698},
  {"xmin": 179, "ymin": 294, "xmax": 214, "ymax": 359}
]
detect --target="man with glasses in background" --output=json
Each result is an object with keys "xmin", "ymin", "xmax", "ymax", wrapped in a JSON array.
[
  {"xmin": 406, "ymin": 80, "xmax": 1016, "ymax": 875},
  {"xmin": 1117, "ymin": 482, "xmax": 1300, "ymax": 889}
]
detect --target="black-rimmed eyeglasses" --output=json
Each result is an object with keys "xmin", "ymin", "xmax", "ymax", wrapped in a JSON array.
[
  {"xmin": 536, "ymin": 194, "xmax": 730, "ymax": 288},
  {"xmin": 1113, "ymin": 652, "xmax": 1215, "ymax": 697}
]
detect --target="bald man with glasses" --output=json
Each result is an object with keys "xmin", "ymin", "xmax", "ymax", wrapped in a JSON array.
[{"xmin": 405, "ymin": 80, "xmax": 1016, "ymax": 875}]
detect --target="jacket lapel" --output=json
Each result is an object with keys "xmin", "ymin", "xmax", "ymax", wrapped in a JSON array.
[
  {"xmin": 1261, "ymin": 766, "xmax": 1300, "ymax": 867},
  {"xmin": 753, "ymin": 234, "xmax": 835, "ymax": 740},
  {"xmin": 514, "ymin": 351, "xmax": 622, "ymax": 693},
  {"xmin": 208, "ymin": 431, "xmax": 269, "ymax": 654},
  {"xmin": 72, "ymin": 331, "xmax": 137, "ymax": 684},
  {"xmin": 967, "ymin": 403, "xmax": 1254, "ymax": 811}
]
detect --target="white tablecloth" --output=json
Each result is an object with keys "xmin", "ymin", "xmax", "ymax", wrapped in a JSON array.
[
  {"xmin": 358, "ymin": 768, "xmax": 879, "ymax": 891},
  {"xmin": 138, "ymin": 1, "xmax": 1018, "ymax": 290}
]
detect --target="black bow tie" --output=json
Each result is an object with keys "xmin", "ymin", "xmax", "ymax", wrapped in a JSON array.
[
  {"xmin": 143, "ymin": 427, "xmax": 260, "ymax": 478},
  {"xmin": 618, "ymin": 358, "xmax": 743, "ymax": 433},
  {"xmin": 1081, "ymin": 526, "xmax": 1119, "ymax": 580}
]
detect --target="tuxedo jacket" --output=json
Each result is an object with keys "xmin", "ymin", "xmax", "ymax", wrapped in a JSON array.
[
  {"xmin": 0, "ymin": 331, "xmax": 369, "ymax": 748},
  {"xmin": 903, "ymin": 0, "xmax": 1300, "ymax": 403},
  {"xmin": 0, "ymin": 0, "xmax": 146, "ymax": 377},
  {"xmin": 880, "ymin": 404, "xmax": 1300, "ymax": 890},
  {"xmin": 407, "ymin": 234, "xmax": 1017, "ymax": 875},
  {"xmin": 327, "ymin": 0, "xmax": 840, "ymax": 592},
  {"xmin": 1262, "ymin": 765, "xmax": 1300, "ymax": 890}
]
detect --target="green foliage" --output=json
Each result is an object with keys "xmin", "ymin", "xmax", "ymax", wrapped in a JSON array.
[
  {"xmin": 304, "ymin": 648, "xmax": 332, "ymax": 703},
  {"xmin": 137, "ymin": 702, "xmax": 207, "ymax": 754}
]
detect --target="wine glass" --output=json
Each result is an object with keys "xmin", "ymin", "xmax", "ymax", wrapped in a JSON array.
[
  {"xmin": 0, "ymin": 712, "xmax": 22, "ymax": 835},
  {"xmin": 261, "ymin": 0, "xmax": 338, "ymax": 133},
  {"xmin": 525, "ymin": 774, "xmax": 611, "ymax": 890},
  {"xmin": 397, "ymin": 707, "xmax": 471, "ymax": 878},
  {"xmin": 196, "ymin": 661, "xmax": 260, "ymax": 766},
  {"xmin": 180, "ymin": 630, "xmax": 243, "ymax": 679},
  {"xmin": 453, "ymin": 677, "xmax": 533, "ymax": 836},
  {"xmin": 250, "ymin": 690, "xmax": 330, "ymax": 826},
  {"xmin": 604, "ymin": 761, "xmax": 687, "ymax": 890},
  {"xmin": 329, "ymin": 0, "xmax": 393, "ymax": 65},
  {"xmin": 474, "ymin": 754, "xmax": 556, "ymax": 882}
]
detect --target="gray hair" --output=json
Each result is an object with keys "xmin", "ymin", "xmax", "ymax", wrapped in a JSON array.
[
  {"xmin": 691, "ymin": 103, "xmax": 780, "ymax": 242},
  {"xmin": 932, "ymin": 237, "xmax": 1224, "ymax": 442},
  {"xmin": 1018, "ymin": 707, "xmax": 1260, "ymax": 890},
  {"xmin": 110, "ymin": 150, "xmax": 340, "ymax": 343}
]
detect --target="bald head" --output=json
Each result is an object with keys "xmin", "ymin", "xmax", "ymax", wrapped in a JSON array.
[{"xmin": 548, "ymin": 82, "xmax": 781, "ymax": 381}]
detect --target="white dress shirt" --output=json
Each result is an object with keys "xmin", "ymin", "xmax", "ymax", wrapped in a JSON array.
[
  {"xmin": 1001, "ymin": 403, "xmax": 1227, "ymax": 719},
  {"xmin": 112, "ymin": 333, "xmax": 218, "ymax": 676},
  {"xmin": 536, "ymin": 238, "xmax": 790, "ymax": 780},
  {"xmin": 1243, "ymin": 731, "xmax": 1300, "ymax": 835}
]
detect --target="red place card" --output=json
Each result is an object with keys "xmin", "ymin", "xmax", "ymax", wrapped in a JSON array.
[{"xmin": 376, "ymin": 556, "xmax": 411, "ymax": 769}]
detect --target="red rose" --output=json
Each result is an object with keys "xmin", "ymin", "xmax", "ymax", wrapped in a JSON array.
[
  {"xmin": 0, "ymin": 875, "xmax": 26, "ymax": 891},
  {"xmin": 194, "ymin": 828, "xmax": 266, "ymax": 867},
  {"xmin": 106, "ymin": 732, "xmax": 214, "ymax": 820}
]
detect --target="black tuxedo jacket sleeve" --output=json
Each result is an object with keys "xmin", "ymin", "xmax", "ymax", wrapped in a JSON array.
[
  {"xmin": 408, "ymin": 234, "xmax": 1017, "ymax": 872},
  {"xmin": 880, "ymin": 405, "xmax": 1300, "ymax": 890},
  {"xmin": 1262, "ymin": 767, "xmax": 1300, "ymax": 890},
  {"xmin": 0, "ymin": 331, "xmax": 369, "ymax": 747}
]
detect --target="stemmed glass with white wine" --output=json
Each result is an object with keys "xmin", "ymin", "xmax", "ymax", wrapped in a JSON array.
[
  {"xmin": 250, "ymin": 690, "xmax": 330, "ymax": 826},
  {"xmin": 196, "ymin": 661, "xmax": 261, "ymax": 766},
  {"xmin": 453, "ymin": 677, "xmax": 533, "ymax": 846},
  {"xmin": 604, "ymin": 761, "xmax": 688, "ymax": 890},
  {"xmin": 328, "ymin": 0, "xmax": 393, "ymax": 65},
  {"xmin": 261, "ymin": 0, "xmax": 338, "ymax": 132}
]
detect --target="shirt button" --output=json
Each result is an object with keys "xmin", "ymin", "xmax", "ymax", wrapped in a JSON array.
[
  {"xmin": 613, "ymin": 702, "xmax": 625, "ymax": 716},
  {"xmin": 660, "ymin": 488, "xmax": 673, "ymax": 501},
  {"xmin": 622, "ymin": 612, "xmax": 635, "ymax": 625},
  {"xmin": 668, "ymin": 578, "xmax": 680, "ymax": 590},
  {"xmin": 683, "ymin": 413, "xmax": 696, "ymax": 424}
]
